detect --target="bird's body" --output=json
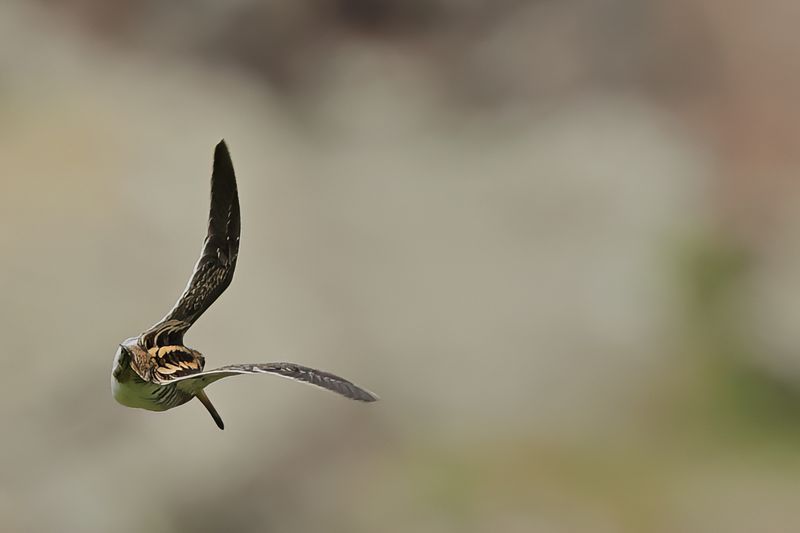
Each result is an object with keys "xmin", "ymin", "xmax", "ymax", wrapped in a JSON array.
[
  {"xmin": 112, "ymin": 141, "xmax": 377, "ymax": 429},
  {"xmin": 111, "ymin": 337, "xmax": 199, "ymax": 411}
]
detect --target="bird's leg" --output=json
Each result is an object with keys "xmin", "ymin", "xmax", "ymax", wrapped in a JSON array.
[{"xmin": 196, "ymin": 390, "xmax": 225, "ymax": 430}]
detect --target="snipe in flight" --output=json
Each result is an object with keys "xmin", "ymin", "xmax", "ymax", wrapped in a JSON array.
[{"xmin": 112, "ymin": 141, "xmax": 377, "ymax": 429}]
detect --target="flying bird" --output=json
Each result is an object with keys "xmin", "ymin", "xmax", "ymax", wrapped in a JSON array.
[{"xmin": 112, "ymin": 141, "xmax": 377, "ymax": 429}]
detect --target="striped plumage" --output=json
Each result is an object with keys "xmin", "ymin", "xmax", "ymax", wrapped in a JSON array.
[{"xmin": 111, "ymin": 141, "xmax": 377, "ymax": 430}]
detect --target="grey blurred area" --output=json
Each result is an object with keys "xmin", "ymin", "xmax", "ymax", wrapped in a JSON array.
[{"xmin": 2, "ymin": 1, "xmax": 800, "ymax": 532}]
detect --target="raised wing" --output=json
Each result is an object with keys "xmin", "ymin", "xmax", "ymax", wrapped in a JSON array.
[
  {"xmin": 141, "ymin": 140, "xmax": 240, "ymax": 348},
  {"xmin": 173, "ymin": 362, "xmax": 379, "ymax": 402}
]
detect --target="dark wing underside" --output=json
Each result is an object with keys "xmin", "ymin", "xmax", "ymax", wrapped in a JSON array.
[
  {"xmin": 140, "ymin": 141, "xmax": 240, "ymax": 348},
  {"xmin": 172, "ymin": 362, "xmax": 379, "ymax": 402}
]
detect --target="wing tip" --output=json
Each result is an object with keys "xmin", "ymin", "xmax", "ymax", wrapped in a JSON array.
[
  {"xmin": 355, "ymin": 388, "xmax": 380, "ymax": 403},
  {"xmin": 211, "ymin": 139, "xmax": 236, "ymax": 190},
  {"xmin": 214, "ymin": 139, "xmax": 231, "ymax": 162}
]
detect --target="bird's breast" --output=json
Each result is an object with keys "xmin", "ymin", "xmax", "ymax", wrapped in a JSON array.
[{"xmin": 112, "ymin": 375, "xmax": 173, "ymax": 411}]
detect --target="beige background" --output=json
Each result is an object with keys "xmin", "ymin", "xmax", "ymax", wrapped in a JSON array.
[{"xmin": 2, "ymin": 1, "xmax": 800, "ymax": 532}]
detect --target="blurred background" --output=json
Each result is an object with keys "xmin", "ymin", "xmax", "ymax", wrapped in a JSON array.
[{"xmin": 2, "ymin": 1, "xmax": 800, "ymax": 532}]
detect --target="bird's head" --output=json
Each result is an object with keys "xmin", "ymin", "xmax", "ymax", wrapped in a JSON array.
[{"xmin": 112, "ymin": 338, "xmax": 140, "ymax": 379}]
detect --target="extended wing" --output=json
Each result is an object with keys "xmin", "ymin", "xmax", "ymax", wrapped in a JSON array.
[
  {"xmin": 172, "ymin": 362, "xmax": 379, "ymax": 403},
  {"xmin": 140, "ymin": 140, "xmax": 240, "ymax": 348}
]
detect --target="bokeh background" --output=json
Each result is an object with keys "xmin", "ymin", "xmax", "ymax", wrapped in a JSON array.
[{"xmin": 2, "ymin": 1, "xmax": 800, "ymax": 532}]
